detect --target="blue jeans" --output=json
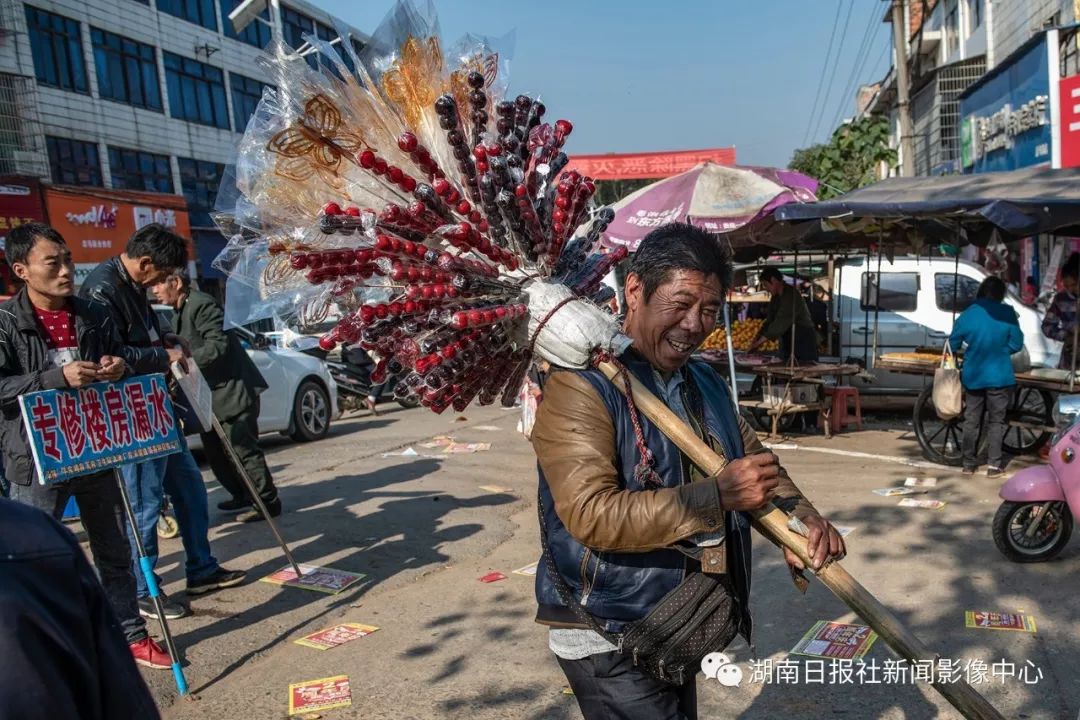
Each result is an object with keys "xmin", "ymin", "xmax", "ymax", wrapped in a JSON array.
[{"xmin": 120, "ymin": 437, "xmax": 219, "ymax": 597}]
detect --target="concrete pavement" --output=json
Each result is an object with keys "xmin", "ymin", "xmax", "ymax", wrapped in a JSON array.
[{"xmin": 113, "ymin": 403, "xmax": 1078, "ymax": 720}]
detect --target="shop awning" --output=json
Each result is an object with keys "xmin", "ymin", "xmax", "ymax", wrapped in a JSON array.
[{"xmin": 767, "ymin": 166, "xmax": 1080, "ymax": 247}]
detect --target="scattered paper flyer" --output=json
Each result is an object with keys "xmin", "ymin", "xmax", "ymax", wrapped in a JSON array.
[
  {"xmin": 904, "ymin": 477, "xmax": 938, "ymax": 488},
  {"xmin": 419, "ymin": 436, "xmax": 455, "ymax": 448},
  {"xmin": 381, "ymin": 447, "xmax": 443, "ymax": 459},
  {"xmin": 444, "ymin": 442, "xmax": 491, "ymax": 454},
  {"xmin": 288, "ymin": 675, "xmax": 352, "ymax": 715},
  {"xmin": 833, "ymin": 525, "xmax": 855, "ymax": 538},
  {"xmin": 873, "ymin": 486, "xmax": 927, "ymax": 497},
  {"xmin": 479, "ymin": 485, "xmax": 512, "ymax": 493},
  {"xmin": 898, "ymin": 498, "xmax": 946, "ymax": 509},
  {"xmin": 513, "ymin": 561, "xmax": 539, "ymax": 576},
  {"xmin": 473, "ymin": 425, "xmax": 501, "ymax": 431},
  {"xmin": 479, "ymin": 571, "xmax": 508, "ymax": 583},
  {"xmin": 295, "ymin": 623, "xmax": 379, "ymax": 650},
  {"xmin": 790, "ymin": 621, "xmax": 878, "ymax": 660},
  {"xmin": 261, "ymin": 565, "xmax": 367, "ymax": 595},
  {"xmin": 964, "ymin": 611, "xmax": 1037, "ymax": 633}
]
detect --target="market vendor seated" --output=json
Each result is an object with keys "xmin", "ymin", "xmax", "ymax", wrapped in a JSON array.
[{"xmin": 748, "ymin": 267, "xmax": 820, "ymax": 363}]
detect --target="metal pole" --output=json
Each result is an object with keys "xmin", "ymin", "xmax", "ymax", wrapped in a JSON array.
[
  {"xmin": 113, "ymin": 469, "xmax": 188, "ymax": 695},
  {"xmin": 723, "ymin": 300, "xmax": 739, "ymax": 409},
  {"xmin": 1071, "ymin": 295, "xmax": 1079, "ymax": 393},
  {"xmin": 873, "ymin": 244, "xmax": 883, "ymax": 369},
  {"xmin": 211, "ymin": 416, "xmax": 303, "ymax": 579},
  {"xmin": 826, "ymin": 254, "xmax": 835, "ymax": 357},
  {"xmin": 791, "ymin": 248, "xmax": 799, "ymax": 369},
  {"xmin": 892, "ymin": 0, "xmax": 916, "ymax": 176}
]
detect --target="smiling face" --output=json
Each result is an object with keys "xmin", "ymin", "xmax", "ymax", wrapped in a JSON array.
[{"xmin": 623, "ymin": 268, "xmax": 723, "ymax": 374}]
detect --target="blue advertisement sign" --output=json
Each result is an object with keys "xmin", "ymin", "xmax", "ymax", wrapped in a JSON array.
[
  {"xmin": 960, "ymin": 33, "xmax": 1052, "ymax": 173},
  {"xmin": 19, "ymin": 374, "xmax": 181, "ymax": 484}
]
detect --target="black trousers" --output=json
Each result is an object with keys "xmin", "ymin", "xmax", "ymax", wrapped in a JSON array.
[
  {"xmin": 779, "ymin": 324, "xmax": 819, "ymax": 364},
  {"xmin": 200, "ymin": 398, "xmax": 279, "ymax": 506},
  {"xmin": 962, "ymin": 386, "xmax": 1011, "ymax": 470},
  {"xmin": 8, "ymin": 472, "xmax": 146, "ymax": 644},
  {"xmin": 557, "ymin": 651, "xmax": 698, "ymax": 720}
]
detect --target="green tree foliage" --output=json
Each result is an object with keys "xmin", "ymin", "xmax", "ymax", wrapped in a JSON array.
[{"xmin": 789, "ymin": 116, "xmax": 897, "ymax": 199}]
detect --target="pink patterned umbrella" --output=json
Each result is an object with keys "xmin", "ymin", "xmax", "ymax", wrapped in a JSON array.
[{"xmin": 599, "ymin": 162, "xmax": 818, "ymax": 251}]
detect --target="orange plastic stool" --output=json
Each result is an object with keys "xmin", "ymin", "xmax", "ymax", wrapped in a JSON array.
[{"xmin": 824, "ymin": 386, "xmax": 862, "ymax": 434}]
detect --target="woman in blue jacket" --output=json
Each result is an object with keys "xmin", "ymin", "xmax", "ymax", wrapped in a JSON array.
[{"xmin": 949, "ymin": 276, "xmax": 1024, "ymax": 477}]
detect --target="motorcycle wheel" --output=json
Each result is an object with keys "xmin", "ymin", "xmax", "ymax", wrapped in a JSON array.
[
  {"xmin": 396, "ymin": 396, "xmax": 420, "ymax": 409},
  {"xmin": 992, "ymin": 501, "xmax": 1073, "ymax": 563}
]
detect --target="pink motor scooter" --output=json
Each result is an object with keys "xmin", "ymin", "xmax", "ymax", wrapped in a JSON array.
[{"xmin": 993, "ymin": 396, "xmax": 1080, "ymax": 562}]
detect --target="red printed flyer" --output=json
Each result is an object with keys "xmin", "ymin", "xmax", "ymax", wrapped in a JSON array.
[
  {"xmin": 964, "ymin": 611, "xmax": 1037, "ymax": 632},
  {"xmin": 294, "ymin": 623, "xmax": 379, "ymax": 650},
  {"xmin": 288, "ymin": 675, "xmax": 352, "ymax": 714},
  {"xmin": 790, "ymin": 621, "xmax": 878, "ymax": 660}
]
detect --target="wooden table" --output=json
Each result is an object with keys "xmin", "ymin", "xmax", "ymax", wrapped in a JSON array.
[{"xmin": 738, "ymin": 362, "xmax": 865, "ymax": 438}]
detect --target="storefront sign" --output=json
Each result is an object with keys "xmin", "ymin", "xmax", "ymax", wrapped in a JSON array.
[
  {"xmin": 960, "ymin": 32, "xmax": 1055, "ymax": 173},
  {"xmin": 568, "ymin": 147, "xmax": 736, "ymax": 180},
  {"xmin": 42, "ymin": 186, "xmax": 191, "ymax": 283},
  {"xmin": 19, "ymin": 374, "xmax": 181, "ymax": 485},
  {"xmin": 0, "ymin": 175, "xmax": 47, "ymax": 247},
  {"xmin": 1059, "ymin": 73, "xmax": 1080, "ymax": 168}
]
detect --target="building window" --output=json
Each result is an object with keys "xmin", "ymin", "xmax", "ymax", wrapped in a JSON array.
[
  {"xmin": 157, "ymin": 0, "xmax": 216, "ymax": 31},
  {"xmin": 108, "ymin": 146, "xmax": 173, "ymax": 193},
  {"xmin": 178, "ymin": 158, "xmax": 223, "ymax": 227},
  {"xmin": 221, "ymin": 0, "xmax": 271, "ymax": 47},
  {"xmin": 46, "ymin": 136, "xmax": 102, "ymax": 186},
  {"xmin": 313, "ymin": 22, "xmax": 358, "ymax": 77},
  {"xmin": 230, "ymin": 73, "xmax": 269, "ymax": 133},
  {"xmin": 164, "ymin": 52, "xmax": 230, "ymax": 129},
  {"xmin": 282, "ymin": 7, "xmax": 316, "ymax": 69},
  {"xmin": 968, "ymin": 0, "xmax": 982, "ymax": 31},
  {"xmin": 24, "ymin": 6, "xmax": 87, "ymax": 93},
  {"xmin": 945, "ymin": 2, "xmax": 959, "ymax": 56},
  {"xmin": 90, "ymin": 29, "xmax": 161, "ymax": 111}
]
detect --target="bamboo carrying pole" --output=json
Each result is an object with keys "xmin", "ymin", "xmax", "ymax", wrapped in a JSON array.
[{"xmin": 594, "ymin": 360, "xmax": 1006, "ymax": 720}]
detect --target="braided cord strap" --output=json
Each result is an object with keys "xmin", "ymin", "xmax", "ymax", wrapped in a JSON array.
[{"xmin": 592, "ymin": 350, "xmax": 663, "ymax": 490}]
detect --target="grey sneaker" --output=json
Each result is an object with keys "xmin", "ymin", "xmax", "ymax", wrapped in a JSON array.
[
  {"xmin": 986, "ymin": 466, "xmax": 1005, "ymax": 479},
  {"xmin": 138, "ymin": 595, "xmax": 190, "ymax": 620},
  {"xmin": 961, "ymin": 467, "xmax": 976, "ymax": 476}
]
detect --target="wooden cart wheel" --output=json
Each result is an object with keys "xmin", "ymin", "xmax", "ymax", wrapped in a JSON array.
[
  {"xmin": 913, "ymin": 385, "xmax": 986, "ymax": 466},
  {"xmin": 1002, "ymin": 387, "xmax": 1054, "ymax": 457}
]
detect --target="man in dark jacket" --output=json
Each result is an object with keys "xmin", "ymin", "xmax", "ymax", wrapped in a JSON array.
[
  {"xmin": 532, "ymin": 223, "xmax": 845, "ymax": 719},
  {"xmin": 748, "ymin": 267, "xmax": 820, "ymax": 363},
  {"xmin": 0, "ymin": 498, "xmax": 162, "ymax": 718},
  {"xmin": 80, "ymin": 224, "xmax": 244, "ymax": 620},
  {"xmin": 152, "ymin": 271, "xmax": 281, "ymax": 522},
  {"xmin": 0, "ymin": 223, "xmax": 171, "ymax": 669}
]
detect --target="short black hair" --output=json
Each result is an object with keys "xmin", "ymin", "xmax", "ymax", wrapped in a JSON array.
[
  {"xmin": 5, "ymin": 222, "xmax": 67, "ymax": 268},
  {"xmin": 1064, "ymin": 252, "xmax": 1080, "ymax": 280},
  {"xmin": 168, "ymin": 269, "xmax": 192, "ymax": 292},
  {"xmin": 126, "ymin": 223, "xmax": 188, "ymax": 270},
  {"xmin": 759, "ymin": 267, "xmax": 784, "ymax": 285},
  {"xmin": 627, "ymin": 222, "xmax": 731, "ymax": 301},
  {"xmin": 977, "ymin": 276, "xmax": 1006, "ymax": 301}
]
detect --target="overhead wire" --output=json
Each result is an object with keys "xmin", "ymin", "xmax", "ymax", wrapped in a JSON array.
[
  {"xmin": 803, "ymin": 0, "xmax": 845, "ymax": 146},
  {"xmin": 829, "ymin": 4, "xmax": 884, "ymax": 131},
  {"xmin": 810, "ymin": 0, "xmax": 856, "ymax": 143}
]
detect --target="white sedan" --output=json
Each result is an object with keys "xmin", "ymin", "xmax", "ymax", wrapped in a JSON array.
[{"xmin": 153, "ymin": 305, "xmax": 339, "ymax": 443}]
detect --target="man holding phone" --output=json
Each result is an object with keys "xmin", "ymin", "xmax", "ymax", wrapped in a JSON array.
[{"xmin": 0, "ymin": 222, "xmax": 172, "ymax": 669}]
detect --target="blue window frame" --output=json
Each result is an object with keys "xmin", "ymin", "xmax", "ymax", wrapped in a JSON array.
[
  {"xmin": 281, "ymin": 7, "xmax": 316, "ymax": 69},
  {"xmin": 178, "ymin": 158, "xmax": 223, "ymax": 227},
  {"xmin": 157, "ymin": 0, "xmax": 216, "ymax": 31},
  {"xmin": 46, "ymin": 136, "xmax": 102, "ymax": 186},
  {"xmin": 24, "ymin": 5, "xmax": 87, "ymax": 92},
  {"xmin": 164, "ymin": 52, "xmax": 230, "ymax": 129},
  {"xmin": 220, "ymin": 0, "xmax": 271, "ymax": 48},
  {"xmin": 229, "ymin": 73, "xmax": 269, "ymax": 133},
  {"xmin": 108, "ymin": 146, "xmax": 173, "ymax": 193},
  {"xmin": 90, "ymin": 28, "xmax": 161, "ymax": 111}
]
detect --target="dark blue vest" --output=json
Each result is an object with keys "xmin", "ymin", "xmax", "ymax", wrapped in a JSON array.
[{"xmin": 535, "ymin": 355, "xmax": 754, "ymax": 645}]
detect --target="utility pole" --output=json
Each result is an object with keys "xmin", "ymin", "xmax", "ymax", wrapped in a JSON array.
[{"xmin": 891, "ymin": 0, "xmax": 916, "ymax": 176}]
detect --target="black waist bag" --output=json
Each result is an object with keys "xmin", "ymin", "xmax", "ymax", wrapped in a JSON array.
[{"xmin": 539, "ymin": 501, "xmax": 739, "ymax": 686}]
